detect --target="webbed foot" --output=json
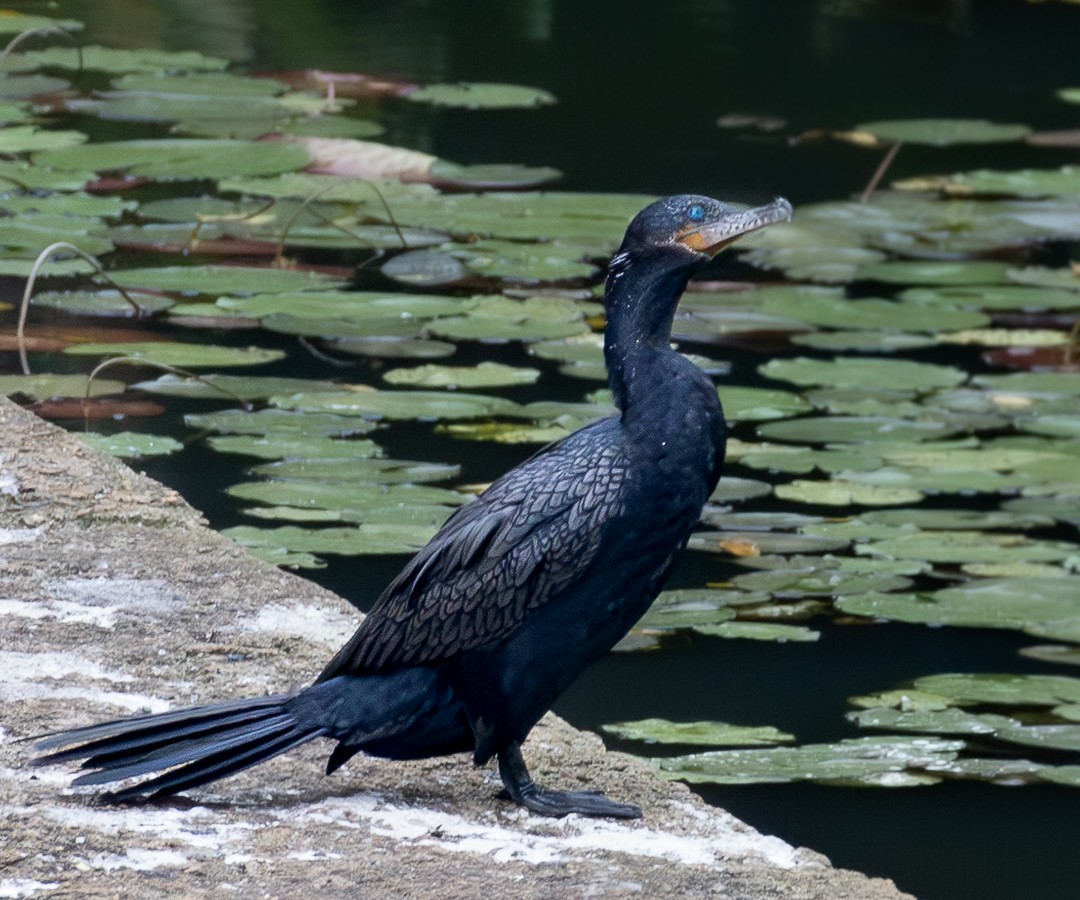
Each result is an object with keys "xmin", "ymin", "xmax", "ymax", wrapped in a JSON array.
[{"xmin": 497, "ymin": 742, "xmax": 642, "ymax": 819}]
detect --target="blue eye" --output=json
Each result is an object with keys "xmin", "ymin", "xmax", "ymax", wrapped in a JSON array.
[{"xmin": 689, "ymin": 204, "xmax": 704, "ymax": 222}]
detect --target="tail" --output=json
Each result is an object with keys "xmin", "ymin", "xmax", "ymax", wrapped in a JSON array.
[{"xmin": 33, "ymin": 670, "xmax": 471, "ymax": 800}]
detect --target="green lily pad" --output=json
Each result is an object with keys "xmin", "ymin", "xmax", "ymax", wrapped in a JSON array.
[
  {"xmin": 709, "ymin": 477, "xmax": 774, "ymax": 503},
  {"xmin": 1005, "ymin": 266, "xmax": 1080, "ymax": 292},
  {"xmin": 1039, "ymin": 766, "xmax": 1080, "ymax": 787},
  {"xmin": 791, "ymin": 331, "xmax": 939, "ymax": 353},
  {"xmin": 758, "ymin": 287, "xmax": 987, "ymax": 332},
  {"xmin": 721, "ymin": 386, "xmax": 812, "ymax": 421},
  {"xmin": 35, "ymin": 139, "xmax": 310, "ymax": 179},
  {"xmin": 927, "ymin": 167, "xmax": 1080, "ymax": 199},
  {"xmin": 856, "ymin": 261, "xmax": 1010, "ymax": 285},
  {"xmin": 602, "ymin": 718, "xmax": 794, "ymax": 746},
  {"xmin": 26, "ymin": 45, "xmax": 229, "ymax": 73},
  {"xmin": 692, "ymin": 622, "xmax": 821, "ymax": 642},
  {"xmin": 836, "ymin": 578, "xmax": 1080, "ymax": 641},
  {"xmin": 436, "ymin": 239, "xmax": 596, "ymax": 283},
  {"xmin": 226, "ymin": 479, "xmax": 466, "ymax": 512},
  {"xmin": 899, "ymin": 285, "xmax": 1080, "ymax": 312},
  {"xmin": 757, "ymin": 416, "xmax": 959, "ymax": 444},
  {"xmin": 974, "ymin": 371, "xmax": 1080, "ymax": 395},
  {"xmin": 325, "ymin": 337, "xmax": 457, "ymax": 360},
  {"xmin": 914, "ymin": 673, "xmax": 1080, "ymax": 707},
  {"xmin": 216, "ymin": 291, "xmax": 464, "ymax": 319},
  {"xmin": 111, "ymin": 71, "xmax": 288, "ymax": 96},
  {"xmin": 383, "ymin": 362, "xmax": 540, "ymax": 389},
  {"xmin": 106, "ymin": 265, "xmax": 347, "ymax": 295},
  {"xmin": 1020, "ymin": 645, "xmax": 1080, "ymax": 667},
  {"xmin": 688, "ymin": 531, "xmax": 849, "ymax": 556},
  {"xmin": 861, "ymin": 508, "xmax": 1056, "ymax": 531},
  {"xmin": 761, "ymin": 357, "xmax": 967, "ymax": 391},
  {"xmin": 857, "ymin": 531, "xmax": 1076, "ymax": 565},
  {"xmin": 0, "ymin": 374, "xmax": 126, "ymax": 401},
  {"xmin": 654, "ymin": 736, "xmax": 962, "ymax": 786},
  {"xmin": 205, "ymin": 435, "xmax": 382, "ymax": 460},
  {"xmin": 223, "ymin": 523, "xmax": 438, "ymax": 557},
  {"xmin": 732, "ymin": 567, "xmax": 913, "ymax": 598},
  {"xmin": 0, "ymin": 125, "xmax": 87, "ymax": 153},
  {"xmin": 855, "ymin": 119, "xmax": 1031, "ymax": 146},
  {"xmin": 270, "ymin": 388, "xmax": 523, "ymax": 420},
  {"xmin": 77, "ymin": 432, "xmax": 183, "ymax": 459},
  {"xmin": 775, "ymin": 479, "xmax": 924, "ymax": 507},
  {"xmin": 0, "ymin": 160, "xmax": 94, "ymax": 191},
  {"xmin": 134, "ymin": 374, "xmax": 341, "ymax": 401},
  {"xmin": 32, "ymin": 290, "xmax": 174, "ymax": 317},
  {"xmin": 0, "ymin": 12, "xmax": 83, "ymax": 34},
  {"xmin": 406, "ymin": 82, "xmax": 556, "ymax": 109},
  {"xmin": 64, "ymin": 342, "xmax": 286, "ymax": 368},
  {"xmin": 0, "ymin": 74, "xmax": 71, "ymax": 100},
  {"xmin": 250, "ymin": 459, "xmax": 459, "ymax": 484},
  {"xmin": 185, "ymin": 408, "xmax": 377, "ymax": 437}
]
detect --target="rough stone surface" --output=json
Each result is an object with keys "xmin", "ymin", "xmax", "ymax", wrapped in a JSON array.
[{"xmin": 0, "ymin": 398, "xmax": 915, "ymax": 898}]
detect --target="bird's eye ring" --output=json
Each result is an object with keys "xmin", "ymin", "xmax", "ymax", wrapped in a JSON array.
[{"xmin": 688, "ymin": 204, "xmax": 705, "ymax": 222}]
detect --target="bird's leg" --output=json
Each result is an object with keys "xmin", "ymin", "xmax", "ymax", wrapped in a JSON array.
[{"xmin": 496, "ymin": 741, "xmax": 642, "ymax": 819}]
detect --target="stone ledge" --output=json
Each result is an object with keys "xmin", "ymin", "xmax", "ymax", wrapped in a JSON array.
[{"xmin": 0, "ymin": 398, "xmax": 914, "ymax": 899}]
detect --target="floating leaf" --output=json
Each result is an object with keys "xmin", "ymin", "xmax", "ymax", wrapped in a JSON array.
[
  {"xmin": 383, "ymin": 362, "xmax": 540, "ymax": 389},
  {"xmin": 271, "ymin": 388, "xmax": 523, "ymax": 420},
  {"xmin": 721, "ymin": 386, "xmax": 812, "ymax": 421},
  {"xmin": 856, "ymin": 531, "xmax": 1078, "ymax": 564},
  {"xmin": 776, "ymin": 479, "xmax": 924, "ymax": 507},
  {"xmin": 106, "ymin": 265, "xmax": 347, "ymax": 295},
  {"xmin": 1005, "ymin": 265, "xmax": 1080, "ymax": 291},
  {"xmin": 899, "ymin": 285, "xmax": 1080, "ymax": 312},
  {"xmin": 35, "ymin": 139, "xmax": 310, "ymax": 179},
  {"xmin": 0, "ymin": 374, "xmax": 125, "ymax": 401},
  {"xmin": 0, "ymin": 12, "xmax": 84, "ymax": 34},
  {"xmin": 836, "ymin": 579, "xmax": 1080, "ymax": 642},
  {"xmin": 758, "ymin": 287, "xmax": 986, "ymax": 332},
  {"xmin": 134, "ymin": 374, "xmax": 340, "ymax": 401},
  {"xmin": 226, "ymin": 479, "xmax": 466, "ymax": 512},
  {"xmin": 32, "ymin": 290, "xmax": 174, "ymax": 317},
  {"xmin": 217, "ymin": 291, "xmax": 464, "ymax": 318},
  {"xmin": 206, "ymin": 435, "xmax": 382, "ymax": 460},
  {"xmin": 0, "ymin": 125, "xmax": 87, "ymax": 153},
  {"xmin": 77, "ymin": 432, "xmax": 182, "ymax": 459},
  {"xmin": 26, "ymin": 45, "xmax": 229, "ymax": 73},
  {"xmin": 250, "ymin": 459, "xmax": 459, "ymax": 484},
  {"xmin": 0, "ymin": 74, "xmax": 71, "ymax": 99},
  {"xmin": 692, "ymin": 621, "xmax": 821, "ymax": 642},
  {"xmin": 185, "ymin": 408, "xmax": 377, "ymax": 437},
  {"xmin": 757, "ymin": 416, "xmax": 959, "ymax": 445},
  {"xmin": 602, "ymin": 718, "xmax": 794, "ymax": 746},
  {"xmin": 223, "ymin": 523, "xmax": 438, "ymax": 557},
  {"xmin": 914, "ymin": 673, "xmax": 1080, "ymax": 707},
  {"xmin": 655, "ymin": 736, "xmax": 961, "ymax": 785},
  {"xmin": 406, "ymin": 82, "xmax": 556, "ymax": 109},
  {"xmin": 64, "ymin": 341, "xmax": 285, "ymax": 368},
  {"xmin": 856, "ymin": 260, "xmax": 1010, "ymax": 285},
  {"xmin": 855, "ymin": 119, "xmax": 1031, "ymax": 146},
  {"xmin": 761, "ymin": 357, "xmax": 967, "ymax": 391},
  {"xmin": 688, "ymin": 531, "xmax": 849, "ymax": 556}
]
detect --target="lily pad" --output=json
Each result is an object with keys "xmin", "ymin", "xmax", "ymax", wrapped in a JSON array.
[
  {"xmin": 856, "ymin": 531, "xmax": 1078, "ymax": 564},
  {"xmin": 383, "ymin": 362, "xmax": 540, "ymax": 389},
  {"xmin": 205, "ymin": 435, "xmax": 382, "ymax": 460},
  {"xmin": 64, "ymin": 342, "xmax": 286, "ymax": 368},
  {"xmin": 757, "ymin": 416, "xmax": 959, "ymax": 444},
  {"xmin": 223, "ymin": 523, "xmax": 438, "ymax": 557},
  {"xmin": 77, "ymin": 432, "xmax": 183, "ymax": 459},
  {"xmin": 216, "ymin": 291, "xmax": 464, "ymax": 319},
  {"xmin": 185, "ymin": 408, "xmax": 377, "ymax": 437},
  {"xmin": 32, "ymin": 290, "xmax": 174, "ymax": 317},
  {"xmin": 0, "ymin": 374, "xmax": 126, "ymax": 401},
  {"xmin": 721, "ymin": 386, "xmax": 812, "ymax": 421},
  {"xmin": 913, "ymin": 673, "xmax": 1080, "ymax": 707},
  {"xmin": 35, "ymin": 139, "xmax": 311, "ymax": 179},
  {"xmin": 602, "ymin": 718, "xmax": 794, "ymax": 747},
  {"xmin": 759, "ymin": 287, "xmax": 987, "ymax": 332},
  {"xmin": 654, "ymin": 736, "xmax": 962, "ymax": 786},
  {"xmin": 0, "ymin": 126, "xmax": 87, "ymax": 153},
  {"xmin": 270, "ymin": 388, "xmax": 523, "ymax": 420},
  {"xmin": 26, "ymin": 45, "xmax": 229, "ymax": 73},
  {"xmin": 406, "ymin": 82, "xmax": 556, "ymax": 109},
  {"xmin": 856, "ymin": 260, "xmax": 1010, "ymax": 286},
  {"xmin": 761, "ymin": 357, "xmax": 967, "ymax": 391},
  {"xmin": 106, "ymin": 265, "xmax": 348, "ymax": 295},
  {"xmin": 855, "ymin": 119, "xmax": 1031, "ymax": 146},
  {"xmin": 775, "ymin": 479, "xmax": 924, "ymax": 507},
  {"xmin": 134, "ymin": 374, "xmax": 341, "ymax": 401},
  {"xmin": 836, "ymin": 578, "xmax": 1080, "ymax": 642},
  {"xmin": 1005, "ymin": 266, "xmax": 1080, "ymax": 292},
  {"xmin": 691, "ymin": 622, "xmax": 821, "ymax": 642},
  {"xmin": 249, "ymin": 459, "xmax": 459, "ymax": 484}
]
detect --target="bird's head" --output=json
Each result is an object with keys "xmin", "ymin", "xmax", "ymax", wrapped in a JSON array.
[{"xmin": 621, "ymin": 194, "xmax": 793, "ymax": 261}]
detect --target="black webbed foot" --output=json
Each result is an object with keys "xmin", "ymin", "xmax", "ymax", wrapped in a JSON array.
[{"xmin": 497, "ymin": 742, "xmax": 642, "ymax": 819}]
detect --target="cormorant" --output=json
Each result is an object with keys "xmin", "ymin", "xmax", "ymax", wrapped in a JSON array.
[{"xmin": 34, "ymin": 194, "xmax": 792, "ymax": 819}]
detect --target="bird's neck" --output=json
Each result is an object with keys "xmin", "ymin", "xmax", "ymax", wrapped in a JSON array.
[{"xmin": 603, "ymin": 247, "xmax": 696, "ymax": 414}]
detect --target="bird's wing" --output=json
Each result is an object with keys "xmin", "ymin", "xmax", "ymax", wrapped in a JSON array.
[{"xmin": 318, "ymin": 420, "xmax": 629, "ymax": 677}]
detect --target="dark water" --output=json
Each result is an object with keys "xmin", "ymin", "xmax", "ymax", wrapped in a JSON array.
[{"xmin": 16, "ymin": 1, "xmax": 1080, "ymax": 897}]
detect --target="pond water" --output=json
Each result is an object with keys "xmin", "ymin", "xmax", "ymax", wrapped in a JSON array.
[{"xmin": 4, "ymin": 1, "xmax": 1080, "ymax": 898}]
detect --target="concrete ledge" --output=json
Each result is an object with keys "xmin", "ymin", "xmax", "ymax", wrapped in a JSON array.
[{"xmin": 0, "ymin": 398, "xmax": 914, "ymax": 898}]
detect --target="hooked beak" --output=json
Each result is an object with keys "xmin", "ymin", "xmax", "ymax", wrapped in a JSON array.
[{"xmin": 675, "ymin": 197, "xmax": 793, "ymax": 256}]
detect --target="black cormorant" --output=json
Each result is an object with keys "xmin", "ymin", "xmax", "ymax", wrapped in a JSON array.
[{"xmin": 34, "ymin": 194, "xmax": 792, "ymax": 819}]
